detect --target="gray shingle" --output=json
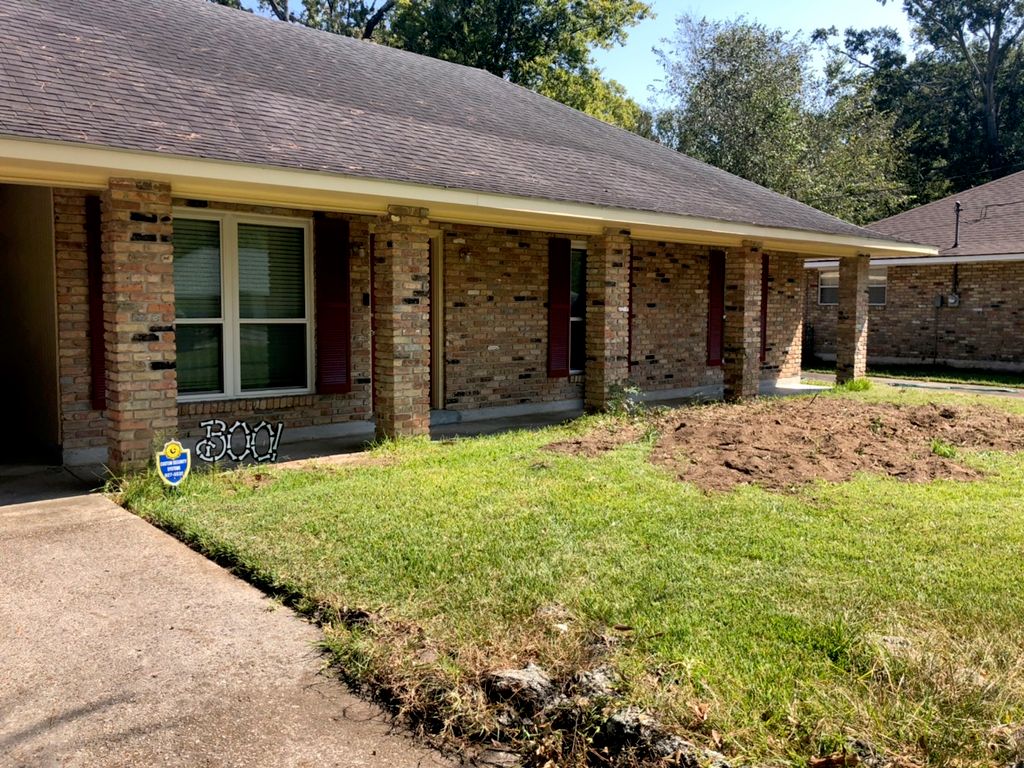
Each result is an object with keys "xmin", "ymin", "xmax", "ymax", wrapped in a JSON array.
[
  {"xmin": 2, "ymin": 0, "xmax": 893, "ymax": 241},
  {"xmin": 871, "ymin": 170, "xmax": 1024, "ymax": 257}
]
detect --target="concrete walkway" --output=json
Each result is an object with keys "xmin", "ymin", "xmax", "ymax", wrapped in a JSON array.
[
  {"xmin": 805, "ymin": 372, "xmax": 1024, "ymax": 398},
  {"xmin": 0, "ymin": 479, "xmax": 451, "ymax": 768}
]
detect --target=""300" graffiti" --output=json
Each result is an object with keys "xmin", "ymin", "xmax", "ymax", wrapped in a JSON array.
[{"xmin": 195, "ymin": 420, "xmax": 285, "ymax": 463}]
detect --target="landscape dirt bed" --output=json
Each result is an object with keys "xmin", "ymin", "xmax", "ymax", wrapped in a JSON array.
[{"xmin": 549, "ymin": 397, "xmax": 1024, "ymax": 492}]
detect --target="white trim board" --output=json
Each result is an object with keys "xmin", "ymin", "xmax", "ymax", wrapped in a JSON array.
[
  {"xmin": 805, "ymin": 252, "xmax": 1024, "ymax": 269},
  {"xmin": 0, "ymin": 135, "xmax": 936, "ymax": 259}
]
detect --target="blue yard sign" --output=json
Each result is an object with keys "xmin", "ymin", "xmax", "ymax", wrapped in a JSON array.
[{"xmin": 156, "ymin": 440, "xmax": 191, "ymax": 487}]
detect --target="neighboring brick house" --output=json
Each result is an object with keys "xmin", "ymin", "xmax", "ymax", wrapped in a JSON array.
[
  {"xmin": 805, "ymin": 171, "xmax": 1024, "ymax": 371},
  {"xmin": 0, "ymin": 0, "xmax": 932, "ymax": 471}
]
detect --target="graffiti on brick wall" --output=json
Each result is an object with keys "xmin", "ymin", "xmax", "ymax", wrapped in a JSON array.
[{"xmin": 195, "ymin": 420, "xmax": 284, "ymax": 463}]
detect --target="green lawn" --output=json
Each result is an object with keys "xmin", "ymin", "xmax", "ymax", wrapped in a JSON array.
[
  {"xmin": 118, "ymin": 387, "xmax": 1024, "ymax": 767},
  {"xmin": 804, "ymin": 360, "xmax": 1024, "ymax": 389}
]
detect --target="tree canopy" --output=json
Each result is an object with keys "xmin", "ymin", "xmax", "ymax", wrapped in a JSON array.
[
  {"xmin": 816, "ymin": 0, "xmax": 1024, "ymax": 204},
  {"xmin": 653, "ymin": 16, "xmax": 910, "ymax": 224}
]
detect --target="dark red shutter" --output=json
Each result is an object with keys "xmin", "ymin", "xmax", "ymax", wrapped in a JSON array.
[
  {"xmin": 759, "ymin": 253, "xmax": 769, "ymax": 364},
  {"xmin": 547, "ymin": 237, "xmax": 571, "ymax": 378},
  {"xmin": 707, "ymin": 250, "xmax": 725, "ymax": 366},
  {"xmin": 85, "ymin": 195, "xmax": 106, "ymax": 411},
  {"xmin": 314, "ymin": 215, "xmax": 352, "ymax": 394}
]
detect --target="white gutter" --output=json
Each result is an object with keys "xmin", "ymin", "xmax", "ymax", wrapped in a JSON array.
[
  {"xmin": 0, "ymin": 136, "xmax": 938, "ymax": 258},
  {"xmin": 805, "ymin": 252, "xmax": 1024, "ymax": 268}
]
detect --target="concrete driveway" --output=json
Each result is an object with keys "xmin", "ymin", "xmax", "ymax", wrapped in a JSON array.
[{"xmin": 0, "ymin": 476, "xmax": 452, "ymax": 768}]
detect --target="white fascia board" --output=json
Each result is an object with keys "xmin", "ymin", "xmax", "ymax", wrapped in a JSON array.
[
  {"xmin": 0, "ymin": 135, "xmax": 937, "ymax": 258},
  {"xmin": 805, "ymin": 252, "xmax": 1024, "ymax": 269}
]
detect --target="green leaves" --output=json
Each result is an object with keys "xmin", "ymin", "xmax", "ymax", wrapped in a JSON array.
[{"xmin": 653, "ymin": 16, "xmax": 910, "ymax": 224}]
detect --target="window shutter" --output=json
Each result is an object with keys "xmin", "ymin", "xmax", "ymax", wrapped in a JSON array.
[
  {"xmin": 314, "ymin": 215, "xmax": 352, "ymax": 394},
  {"xmin": 759, "ymin": 254, "xmax": 769, "ymax": 364},
  {"xmin": 85, "ymin": 195, "xmax": 106, "ymax": 411},
  {"xmin": 547, "ymin": 237, "xmax": 571, "ymax": 378},
  {"xmin": 707, "ymin": 250, "xmax": 725, "ymax": 366}
]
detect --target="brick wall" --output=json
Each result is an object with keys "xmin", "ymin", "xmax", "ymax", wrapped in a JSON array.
[
  {"xmin": 628, "ymin": 241, "xmax": 722, "ymax": 391},
  {"xmin": 763, "ymin": 251, "xmax": 803, "ymax": 381},
  {"xmin": 171, "ymin": 200, "xmax": 374, "ymax": 439},
  {"xmin": 442, "ymin": 224, "xmax": 584, "ymax": 410},
  {"xmin": 627, "ymin": 243, "xmax": 802, "ymax": 390},
  {"xmin": 805, "ymin": 261, "xmax": 1024, "ymax": 366},
  {"xmin": 102, "ymin": 178, "xmax": 178, "ymax": 470},
  {"xmin": 373, "ymin": 206, "xmax": 432, "ymax": 437},
  {"xmin": 53, "ymin": 188, "xmax": 107, "ymax": 453}
]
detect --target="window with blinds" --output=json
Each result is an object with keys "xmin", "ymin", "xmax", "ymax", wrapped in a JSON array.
[
  {"xmin": 174, "ymin": 214, "xmax": 311, "ymax": 399},
  {"xmin": 818, "ymin": 267, "xmax": 887, "ymax": 306}
]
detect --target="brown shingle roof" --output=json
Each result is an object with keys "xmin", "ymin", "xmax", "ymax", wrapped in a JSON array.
[
  {"xmin": 871, "ymin": 170, "xmax": 1024, "ymax": 257},
  {"xmin": 1, "ymin": 0, "xmax": 896, "ymax": 242}
]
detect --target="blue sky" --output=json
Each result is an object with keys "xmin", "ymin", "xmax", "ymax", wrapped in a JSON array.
[{"xmin": 591, "ymin": 0, "xmax": 914, "ymax": 102}]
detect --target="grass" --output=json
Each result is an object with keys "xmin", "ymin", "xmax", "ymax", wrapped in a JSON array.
[
  {"xmin": 116, "ymin": 386, "xmax": 1024, "ymax": 767},
  {"xmin": 804, "ymin": 360, "xmax": 1024, "ymax": 389}
]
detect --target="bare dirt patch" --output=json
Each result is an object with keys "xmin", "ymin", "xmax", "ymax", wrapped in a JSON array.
[
  {"xmin": 654, "ymin": 397, "xmax": 1024, "ymax": 492},
  {"xmin": 548, "ymin": 398, "xmax": 1024, "ymax": 492},
  {"xmin": 546, "ymin": 423, "xmax": 644, "ymax": 458}
]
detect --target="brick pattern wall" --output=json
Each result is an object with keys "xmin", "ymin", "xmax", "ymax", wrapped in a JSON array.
[
  {"xmin": 722, "ymin": 244, "xmax": 763, "ymax": 400},
  {"xmin": 373, "ymin": 206, "xmax": 432, "ymax": 437},
  {"xmin": 442, "ymin": 224, "xmax": 583, "ymax": 410},
  {"xmin": 584, "ymin": 229, "xmax": 631, "ymax": 409},
  {"xmin": 628, "ymin": 241, "xmax": 722, "ymax": 391},
  {"xmin": 53, "ymin": 188, "xmax": 107, "ymax": 453},
  {"xmin": 101, "ymin": 179, "xmax": 177, "ymax": 470},
  {"xmin": 836, "ymin": 254, "xmax": 869, "ymax": 382},
  {"xmin": 806, "ymin": 261, "xmax": 1024, "ymax": 366},
  {"xmin": 763, "ymin": 251, "xmax": 803, "ymax": 381},
  {"xmin": 171, "ymin": 200, "xmax": 374, "ymax": 439}
]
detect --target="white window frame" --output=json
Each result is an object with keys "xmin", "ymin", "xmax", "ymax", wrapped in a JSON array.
[
  {"xmin": 174, "ymin": 209, "xmax": 315, "ymax": 403},
  {"xmin": 868, "ymin": 267, "xmax": 887, "ymax": 306},
  {"xmin": 818, "ymin": 267, "xmax": 887, "ymax": 307},
  {"xmin": 569, "ymin": 240, "xmax": 588, "ymax": 376},
  {"xmin": 818, "ymin": 270, "xmax": 839, "ymax": 306}
]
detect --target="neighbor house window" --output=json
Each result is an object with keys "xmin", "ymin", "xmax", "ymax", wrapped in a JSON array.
[
  {"xmin": 818, "ymin": 267, "xmax": 887, "ymax": 306},
  {"xmin": 868, "ymin": 267, "xmax": 887, "ymax": 305},
  {"xmin": 818, "ymin": 270, "xmax": 839, "ymax": 305},
  {"xmin": 174, "ymin": 213, "xmax": 313, "ymax": 400}
]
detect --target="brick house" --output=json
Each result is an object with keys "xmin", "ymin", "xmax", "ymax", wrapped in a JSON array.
[
  {"xmin": 0, "ymin": 0, "xmax": 932, "ymax": 471},
  {"xmin": 805, "ymin": 170, "xmax": 1024, "ymax": 371}
]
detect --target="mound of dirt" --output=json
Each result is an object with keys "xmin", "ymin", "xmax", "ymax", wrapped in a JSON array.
[
  {"xmin": 655, "ymin": 398, "xmax": 1024, "ymax": 492},
  {"xmin": 549, "ymin": 398, "xmax": 1024, "ymax": 492}
]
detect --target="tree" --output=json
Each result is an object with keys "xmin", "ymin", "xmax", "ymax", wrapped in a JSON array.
[
  {"xmin": 655, "ymin": 17, "xmax": 810, "ymax": 196},
  {"xmin": 816, "ymin": 1, "xmax": 1024, "ymax": 204},
  {"xmin": 654, "ymin": 16, "xmax": 909, "ymax": 223},
  {"xmin": 206, "ymin": 0, "xmax": 652, "ymax": 133},
  {"xmin": 889, "ymin": 0, "xmax": 1024, "ymax": 172}
]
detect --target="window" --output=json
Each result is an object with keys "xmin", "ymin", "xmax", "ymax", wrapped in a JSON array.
[
  {"xmin": 818, "ymin": 270, "xmax": 839, "ymax": 305},
  {"xmin": 174, "ymin": 213, "xmax": 313, "ymax": 400},
  {"xmin": 569, "ymin": 244, "xmax": 587, "ymax": 374},
  {"xmin": 868, "ymin": 268, "xmax": 887, "ymax": 306},
  {"xmin": 818, "ymin": 267, "xmax": 887, "ymax": 306}
]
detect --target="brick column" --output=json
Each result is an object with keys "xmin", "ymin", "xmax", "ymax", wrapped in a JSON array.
[
  {"xmin": 723, "ymin": 242, "xmax": 763, "ymax": 401},
  {"xmin": 102, "ymin": 178, "xmax": 177, "ymax": 472},
  {"xmin": 373, "ymin": 206, "xmax": 431, "ymax": 439},
  {"xmin": 585, "ymin": 228, "xmax": 632, "ymax": 410},
  {"xmin": 836, "ymin": 253, "xmax": 870, "ymax": 383}
]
